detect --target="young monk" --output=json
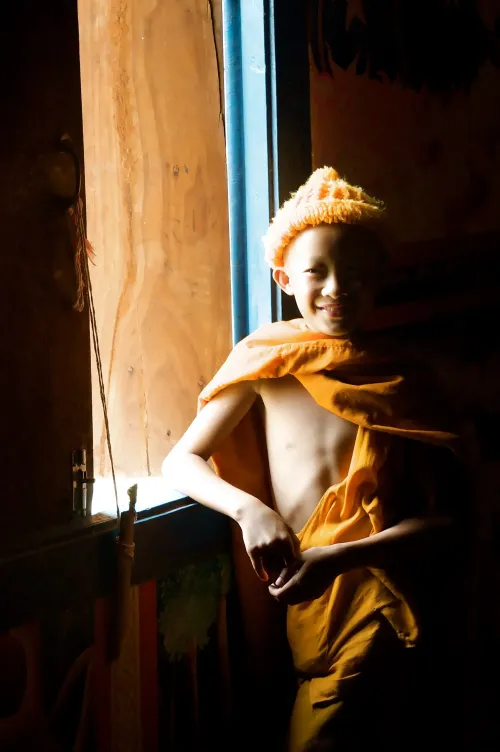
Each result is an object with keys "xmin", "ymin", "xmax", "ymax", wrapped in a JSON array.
[{"xmin": 162, "ymin": 168, "xmax": 462, "ymax": 751}]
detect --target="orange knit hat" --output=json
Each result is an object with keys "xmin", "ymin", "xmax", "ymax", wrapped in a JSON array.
[{"xmin": 263, "ymin": 167, "xmax": 384, "ymax": 269}]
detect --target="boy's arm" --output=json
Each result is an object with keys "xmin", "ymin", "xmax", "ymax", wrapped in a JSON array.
[
  {"xmin": 163, "ymin": 382, "xmax": 258, "ymax": 520},
  {"xmin": 269, "ymin": 515, "xmax": 454, "ymax": 604},
  {"xmin": 162, "ymin": 382, "xmax": 299, "ymax": 580},
  {"xmin": 323, "ymin": 514, "xmax": 454, "ymax": 570}
]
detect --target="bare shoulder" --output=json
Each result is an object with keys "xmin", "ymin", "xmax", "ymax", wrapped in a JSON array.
[{"xmin": 172, "ymin": 380, "xmax": 260, "ymax": 460}]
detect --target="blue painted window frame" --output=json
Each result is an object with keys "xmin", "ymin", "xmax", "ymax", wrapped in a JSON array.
[{"xmin": 222, "ymin": 0, "xmax": 311, "ymax": 344}]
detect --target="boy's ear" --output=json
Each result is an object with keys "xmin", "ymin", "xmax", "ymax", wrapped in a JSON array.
[{"xmin": 273, "ymin": 268, "xmax": 294, "ymax": 296}]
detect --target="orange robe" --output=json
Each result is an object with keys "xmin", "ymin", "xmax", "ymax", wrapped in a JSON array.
[{"xmin": 199, "ymin": 319, "xmax": 458, "ymax": 750}]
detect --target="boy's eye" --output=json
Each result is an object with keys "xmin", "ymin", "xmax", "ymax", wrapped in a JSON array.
[{"xmin": 305, "ymin": 268, "xmax": 319, "ymax": 275}]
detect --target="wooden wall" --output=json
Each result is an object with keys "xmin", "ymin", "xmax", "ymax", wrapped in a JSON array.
[
  {"xmin": 78, "ymin": 0, "xmax": 231, "ymax": 484},
  {"xmin": 0, "ymin": 0, "xmax": 91, "ymax": 541},
  {"xmin": 310, "ymin": 11, "xmax": 500, "ymax": 247}
]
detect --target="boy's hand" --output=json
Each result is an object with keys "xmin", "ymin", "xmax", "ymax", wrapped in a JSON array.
[
  {"xmin": 268, "ymin": 544, "xmax": 348, "ymax": 605},
  {"xmin": 238, "ymin": 501, "xmax": 300, "ymax": 582}
]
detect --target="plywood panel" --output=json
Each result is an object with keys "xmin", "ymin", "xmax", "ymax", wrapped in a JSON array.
[
  {"xmin": 0, "ymin": 0, "xmax": 92, "ymax": 540},
  {"xmin": 78, "ymin": 0, "xmax": 231, "ymax": 481}
]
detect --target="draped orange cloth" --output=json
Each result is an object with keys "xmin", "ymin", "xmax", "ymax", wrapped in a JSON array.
[{"xmin": 199, "ymin": 319, "xmax": 458, "ymax": 750}]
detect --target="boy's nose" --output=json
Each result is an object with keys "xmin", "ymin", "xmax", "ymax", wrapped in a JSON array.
[{"xmin": 321, "ymin": 273, "xmax": 340, "ymax": 297}]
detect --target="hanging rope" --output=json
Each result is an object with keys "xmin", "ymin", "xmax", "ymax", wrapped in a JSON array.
[
  {"xmin": 70, "ymin": 196, "xmax": 95, "ymax": 313},
  {"xmin": 63, "ymin": 136, "xmax": 138, "ymax": 664},
  {"xmin": 66, "ymin": 148, "xmax": 120, "ymax": 521}
]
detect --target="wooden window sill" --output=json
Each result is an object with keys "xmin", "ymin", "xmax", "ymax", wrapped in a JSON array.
[{"xmin": 0, "ymin": 499, "xmax": 230, "ymax": 631}]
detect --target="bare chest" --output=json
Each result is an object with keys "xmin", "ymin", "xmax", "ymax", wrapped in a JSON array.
[
  {"xmin": 259, "ymin": 375, "xmax": 357, "ymax": 452},
  {"xmin": 257, "ymin": 375, "xmax": 358, "ymax": 529}
]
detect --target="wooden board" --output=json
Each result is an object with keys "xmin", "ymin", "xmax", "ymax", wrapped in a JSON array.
[
  {"xmin": 78, "ymin": 0, "xmax": 231, "ymax": 482},
  {"xmin": 0, "ymin": 0, "xmax": 92, "ymax": 540}
]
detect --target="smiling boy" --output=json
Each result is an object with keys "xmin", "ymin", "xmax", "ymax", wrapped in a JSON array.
[{"xmin": 162, "ymin": 168, "xmax": 459, "ymax": 750}]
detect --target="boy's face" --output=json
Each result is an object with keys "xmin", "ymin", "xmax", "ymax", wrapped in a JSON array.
[{"xmin": 273, "ymin": 224, "xmax": 381, "ymax": 337}]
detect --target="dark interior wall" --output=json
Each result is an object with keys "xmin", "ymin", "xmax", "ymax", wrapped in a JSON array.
[
  {"xmin": 308, "ymin": 5, "xmax": 500, "ymax": 406},
  {"xmin": 309, "ymin": 3, "xmax": 500, "ymax": 245},
  {"xmin": 308, "ymin": 7, "xmax": 500, "ymax": 745},
  {"xmin": 0, "ymin": 1, "xmax": 91, "ymax": 542}
]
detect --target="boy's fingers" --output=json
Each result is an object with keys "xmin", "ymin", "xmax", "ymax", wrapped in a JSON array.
[
  {"xmin": 265, "ymin": 543, "xmax": 291, "ymax": 580},
  {"xmin": 279, "ymin": 536, "xmax": 300, "ymax": 566},
  {"xmin": 274, "ymin": 557, "xmax": 301, "ymax": 588},
  {"xmin": 251, "ymin": 538, "xmax": 300, "ymax": 583},
  {"xmin": 273, "ymin": 565, "xmax": 289, "ymax": 589},
  {"xmin": 269, "ymin": 569, "xmax": 301, "ymax": 599},
  {"xmin": 250, "ymin": 553, "xmax": 267, "ymax": 581},
  {"xmin": 273, "ymin": 562, "xmax": 304, "ymax": 592}
]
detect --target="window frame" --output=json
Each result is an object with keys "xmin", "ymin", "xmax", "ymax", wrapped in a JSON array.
[{"xmin": 223, "ymin": 0, "xmax": 312, "ymax": 341}]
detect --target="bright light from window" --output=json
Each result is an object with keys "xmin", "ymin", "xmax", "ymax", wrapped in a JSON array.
[{"xmin": 91, "ymin": 477, "xmax": 185, "ymax": 516}]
